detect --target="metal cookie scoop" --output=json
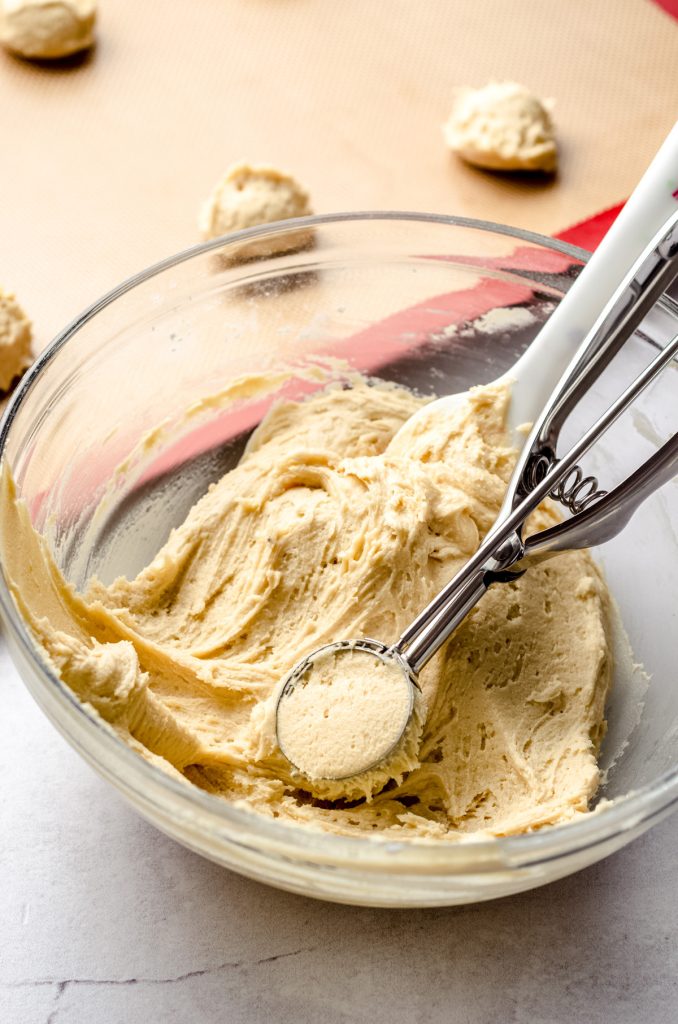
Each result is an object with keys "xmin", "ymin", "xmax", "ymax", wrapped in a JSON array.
[
  {"xmin": 276, "ymin": 131, "xmax": 678, "ymax": 793},
  {"xmin": 276, "ymin": 639, "xmax": 421, "ymax": 789}
]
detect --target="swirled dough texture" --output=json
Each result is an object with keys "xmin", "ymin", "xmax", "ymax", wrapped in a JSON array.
[
  {"xmin": 0, "ymin": 0, "xmax": 96, "ymax": 59},
  {"xmin": 0, "ymin": 381, "xmax": 611, "ymax": 840},
  {"xmin": 444, "ymin": 81, "xmax": 557, "ymax": 173}
]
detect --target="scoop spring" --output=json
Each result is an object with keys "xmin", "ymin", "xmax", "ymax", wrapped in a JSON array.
[{"xmin": 524, "ymin": 453, "xmax": 607, "ymax": 515}]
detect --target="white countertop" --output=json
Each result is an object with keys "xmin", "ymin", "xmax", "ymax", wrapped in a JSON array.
[{"xmin": 2, "ymin": 639, "xmax": 677, "ymax": 1024}]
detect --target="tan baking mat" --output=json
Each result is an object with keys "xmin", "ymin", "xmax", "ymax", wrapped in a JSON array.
[{"xmin": 1, "ymin": 0, "xmax": 677, "ymax": 351}]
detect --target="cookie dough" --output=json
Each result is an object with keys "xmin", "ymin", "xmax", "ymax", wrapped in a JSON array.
[
  {"xmin": 444, "ymin": 81, "xmax": 557, "ymax": 173},
  {"xmin": 0, "ymin": 380, "xmax": 611, "ymax": 840},
  {"xmin": 0, "ymin": 289, "xmax": 32, "ymax": 392},
  {"xmin": 199, "ymin": 163, "xmax": 313, "ymax": 257},
  {"xmin": 275, "ymin": 646, "xmax": 425, "ymax": 801},
  {"xmin": 0, "ymin": 0, "xmax": 96, "ymax": 59}
]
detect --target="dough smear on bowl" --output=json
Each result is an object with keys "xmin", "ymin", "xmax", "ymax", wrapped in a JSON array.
[{"xmin": 0, "ymin": 380, "xmax": 612, "ymax": 841}]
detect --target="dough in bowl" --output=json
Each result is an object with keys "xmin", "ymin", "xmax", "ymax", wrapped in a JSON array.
[{"xmin": 0, "ymin": 380, "xmax": 611, "ymax": 841}]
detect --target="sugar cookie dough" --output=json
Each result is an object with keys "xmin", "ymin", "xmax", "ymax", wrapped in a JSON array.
[
  {"xmin": 199, "ymin": 163, "xmax": 313, "ymax": 257},
  {"xmin": 276, "ymin": 646, "xmax": 425, "ymax": 801},
  {"xmin": 0, "ymin": 0, "xmax": 96, "ymax": 59},
  {"xmin": 0, "ymin": 289, "xmax": 32, "ymax": 392},
  {"xmin": 444, "ymin": 81, "xmax": 557, "ymax": 173},
  {"xmin": 0, "ymin": 380, "xmax": 611, "ymax": 841}
]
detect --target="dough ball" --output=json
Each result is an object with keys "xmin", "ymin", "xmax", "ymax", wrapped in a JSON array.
[
  {"xmin": 0, "ymin": 0, "xmax": 96, "ymax": 60},
  {"xmin": 444, "ymin": 81, "xmax": 557, "ymax": 173},
  {"xmin": 0, "ymin": 289, "xmax": 32, "ymax": 392},
  {"xmin": 199, "ymin": 163, "xmax": 313, "ymax": 259}
]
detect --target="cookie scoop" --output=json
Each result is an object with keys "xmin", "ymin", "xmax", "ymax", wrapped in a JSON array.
[{"xmin": 276, "ymin": 124, "xmax": 678, "ymax": 800}]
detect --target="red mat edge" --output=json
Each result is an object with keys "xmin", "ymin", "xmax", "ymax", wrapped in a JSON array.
[{"xmin": 554, "ymin": 202, "xmax": 625, "ymax": 252}]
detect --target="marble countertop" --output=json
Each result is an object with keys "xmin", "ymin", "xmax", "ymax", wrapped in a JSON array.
[{"xmin": 2, "ymin": 640, "xmax": 677, "ymax": 1024}]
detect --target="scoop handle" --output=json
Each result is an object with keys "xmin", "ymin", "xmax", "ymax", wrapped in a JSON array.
[{"xmin": 505, "ymin": 120, "xmax": 678, "ymax": 437}]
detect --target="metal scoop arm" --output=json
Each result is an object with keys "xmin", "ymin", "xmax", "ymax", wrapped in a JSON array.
[
  {"xmin": 516, "ymin": 432, "xmax": 678, "ymax": 567},
  {"xmin": 393, "ymin": 219, "xmax": 678, "ymax": 676},
  {"xmin": 504, "ymin": 208, "xmax": 678, "ymax": 515}
]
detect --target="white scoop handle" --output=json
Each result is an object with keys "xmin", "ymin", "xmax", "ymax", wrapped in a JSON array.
[{"xmin": 505, "ymin": 120, "xmax": 678, "ymax": 437}]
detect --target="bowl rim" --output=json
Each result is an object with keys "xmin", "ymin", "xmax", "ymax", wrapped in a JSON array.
[{"xmin": 2, "ymin": 209, "xmax": 677, "ymax": 873}]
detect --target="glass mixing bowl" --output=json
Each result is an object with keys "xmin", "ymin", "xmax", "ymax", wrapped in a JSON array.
[{"xmin": 1, "ymin": 213, "xmax": 677, "ymax": 907}]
